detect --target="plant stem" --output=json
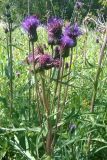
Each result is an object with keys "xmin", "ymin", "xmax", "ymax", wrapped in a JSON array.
[
  {"xmin": 31, "ymin": 42, "xmax": 41, "ymax": 123},
  {"xmin": 50, "ymin": 45, "xmax": 53, "ymax": 79},
  {"xmin": 31, "ymin": 42, "xmax": 46, "ymax": 153},
  {"xmin": 57, "ymin": 58, "xmax": 64, "ymax": 122},
  {"xmin": 28, "ymin": 40, "xmax": 31, "ymax": 122},
  {"xmin": 90, "ymin": 33, "xmax": 107, "ymax": 112},
  {"xmin": 9, "ymin": 21, "xmax": 13, "ymax": 117},
  {"xmin": 40, "ymin": 73, "xmax": 52, "ymax": 156},
  {"xmin": 87, "ymin": 32, "xmax": 107, "ymax": 155},
  {"xmin": 50, "ymin": 0, "xmax": 56, "ymax": 16},
  {"xmin": 27, "ymin": 0, "xmax": 30, "ymax": 16},
  {"xmin": 63, "ymin": 49, "xmax": 73, "ymax": 108},
  {"xmin": 52, "ymin": 56, "xmax": 64, "ymax": 149}
]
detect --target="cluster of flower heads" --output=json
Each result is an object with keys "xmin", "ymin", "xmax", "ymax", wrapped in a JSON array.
[
  {"xmin": 22, "ymin": 16, "xmax": 82, "ymax": 71},
  {"xmin": 26, "ymin": 45, "xmax": 60, "ymax": 72},
  {"xmin": 47, "ymin": 18, "xmax": 82, "ymax": 57}
]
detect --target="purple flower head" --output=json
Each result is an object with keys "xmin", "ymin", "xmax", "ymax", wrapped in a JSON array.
[
  {"xmin": 47, "ymin": 17, "xmax": 63, "ymax": 45},
  {"xmin": 22, "ymin": 15, "xmax": 40, "ymax": 42},
  {"xmin": 60, "ymin": 36, "xmax": 76, "ymax": 57},
  {"xmin": 37, "ymin": 54, "xmax": 54, "ymax": 70},
  {"xmin": 38, "ymin": 54, "xmax": 53, "ymax": 66},
  {"xmin": 64, "ymin": 23, "xmax": 82, "ymax": 38},
  {"xmin": 48, "ymin": 17, "xmax": 63, "ymax": 36},
  {"xmin": 22, "ymin": 15, "xmax": 39, "ymax": 32},
  {"xmin": 61, "ymin": 35, "xmax": 75, "ymax": 48},
  {"xmin": 27, "ymin": 53, "xmax": 53, "ymax": 71}
]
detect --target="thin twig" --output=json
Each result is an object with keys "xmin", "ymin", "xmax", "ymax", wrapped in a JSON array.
[{"xmin": 90, "ymin": 32, "xmax": 107, "ymax": 112}]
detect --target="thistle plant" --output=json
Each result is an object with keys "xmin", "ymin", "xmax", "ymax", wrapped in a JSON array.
[
  {"xmin": 22, "ymin": 15, "xmax": 82, "ymax": 157},
  {"xmin": 1, "ymin": 2, "xmax": 107, "ymax": 159}
]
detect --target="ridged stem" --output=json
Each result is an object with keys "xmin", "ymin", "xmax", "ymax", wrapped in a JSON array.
[
  {"xmin": 31, "ymin": 42, "xmax": 46, "ymax": 154},
  {"xmin": 40, "ymin": 72, "xmax": 52, "ymax": 156},
  {"xmin": 28, "ymin": 40, "xmax": 31, "ymax": 122},
  {"xmin": 57, "ymin": 58, "xmax": 64, "ymax": 122},
  {"xmin": 90, "ymin": 32, "xmax": 107, "ymax": 112},
  {"xmin": 87, "ymin": 31, "xmax": 107, "ymax": 156},
  {"xmin": 9, "ymin": 21, "xmax": 13, "ymax": 117},
  {"xmin": 63, "ymin": 49, "xmax": 73, "ymax": 108}
]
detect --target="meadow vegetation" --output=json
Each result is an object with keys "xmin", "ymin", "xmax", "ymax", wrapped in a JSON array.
[{"xmin": 0, "ymin": 1, "xmax": 107, "ymax": 160}]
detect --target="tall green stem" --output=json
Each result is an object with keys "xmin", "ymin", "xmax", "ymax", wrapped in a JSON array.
[
  {"xmin": 31, "ymin": 42, "xmax": 41, "ymax": 123},
  {"xmin": 27, "ymin": 0, "xmax": 30, "ymax": 16},
  {"xmin": 57, "ymin": 58, "xmax": 64, "ymax": 122},
  {"xmin": 87, "ymin": 31, "xmax": 107, "ymax": 156},
  {"xmin": 9, "ymin": 21, "xmax": 13, "ymax": 117},
  {"xmin": 31, "ymin": 42, "xmax": 46, "ymax": 153},
  {"xmin": 90, "ymin": 32, "xmax": 107, "ymax": 112},
  {"xmin": 28, "ymin": 40, "xmax": 31, "ymax": 122},
  {"xmin": 52, "ymin": 56, "xmax": 65, "ymax": 150},
  {"xmin": 41, "ymin": 73, "xmax": 52, "ymax": 156},
  {"xmin": 63, "ymin": 49, "xmax": 73, "ymax": 108}
]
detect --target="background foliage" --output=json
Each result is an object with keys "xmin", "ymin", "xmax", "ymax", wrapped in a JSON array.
[{"xmin": 0, "ymin": 0, "xmax": 107, "ymax": 23}]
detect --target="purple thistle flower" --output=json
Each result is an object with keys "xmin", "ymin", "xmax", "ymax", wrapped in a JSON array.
[
  {"xmin": 60, "ymin": 36, "xmax": 76, "ymax": 57},
  {"xmin": 61, "ymin": 35, "xmax": 75, "ymax": 48},
  {"xmin": 27, "ymin": 53, "xmax": 53, "ymax": 71},
  {"xmin": 38, "ymin": 54, "xmax": 53, "ymax": 67},
  {"xmin": 22, "ymin": 15, "xmax": 39, "ymax": 32},
  {"xmin": 47, "ymin": 17, "xmax": 63, "ymax": 45},
  {"xmin": 48, "ymin": 17, "xmax": 63, "ymax": 35},
  {"xmin": 22, "ymin": 15, "xmax": 40, "ymax": 42},
  {"xmin": 64, "ymin": 23, "xmax": 82, "ymax": 38},
  {"xmin": 26, "ymin": 43, "xmax": 61, "ymax": 71}
]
